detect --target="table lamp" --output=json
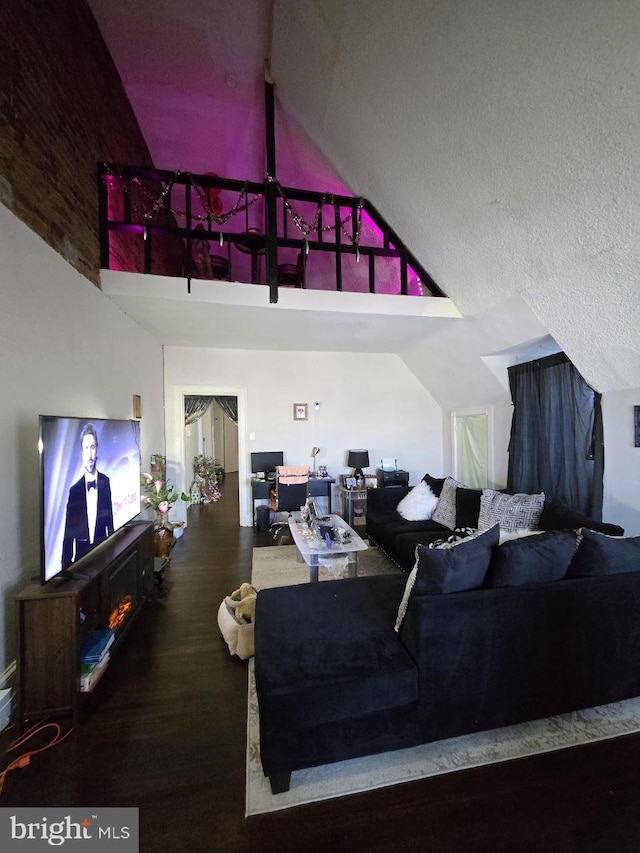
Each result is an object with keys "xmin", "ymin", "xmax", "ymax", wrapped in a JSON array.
[
  {"xmin": 311, "ymin": 446, "xmax": 320, "ymax": 477},
  {"xmin": 347, "ymin": 449, "xmax": 369, "ymax": 480}
]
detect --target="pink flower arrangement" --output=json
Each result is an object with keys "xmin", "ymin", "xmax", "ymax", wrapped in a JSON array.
[{"xmin": 140, "ymin": 473, "xmax": 190, "ymax": 526}]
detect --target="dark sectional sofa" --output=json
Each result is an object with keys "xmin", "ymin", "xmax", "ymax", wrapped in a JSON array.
[
  {"xmin": 254, "ymin": 484, "xmax": 636, "ymax": 795},
  {"xmin": 366, "ymin": 477, "xmax": 625, "ymax": 571}
]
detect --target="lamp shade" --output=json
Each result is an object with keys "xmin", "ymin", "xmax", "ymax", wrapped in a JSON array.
[{"xmin": 347, "ymin": 449, "xmax": 369, "ymax": 470}]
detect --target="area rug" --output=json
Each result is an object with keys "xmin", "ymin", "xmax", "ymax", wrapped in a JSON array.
[
  {"xmin": 246, "ymin": 548, "xmax": 640, "ymax": 815},
  {"xmin": 251, "ymin": 543, "xmax": 401, "ymax": 590},
  {"xmin": 246, "ymin": 660, "xmax": 640, "ymax": 815}
]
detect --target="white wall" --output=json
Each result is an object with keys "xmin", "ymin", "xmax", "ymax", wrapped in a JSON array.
[
  {"xmin": 602, "ymin": 389, "xmax": 640, "ymax": 535},
  {"xmin": 164, "ymin": 346, "xmax": 444, "ymax": 526},
  {"xmin": 0, "ymin": 204, "xmax": 165, "ymax": 673}
]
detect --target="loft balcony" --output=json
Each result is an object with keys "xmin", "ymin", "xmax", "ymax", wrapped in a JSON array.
[{"xmin": 98, "ymin": 165, "xmax": 449, "ymax": 304}]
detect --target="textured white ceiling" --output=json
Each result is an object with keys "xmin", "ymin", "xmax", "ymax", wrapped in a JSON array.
[
  {"xmin": 271, "ymin": 0, "xmax": 639, "ymax": 391},
  {"xmin": 89, "ymin": 0, "xmax": 639, "ymax": 393}
]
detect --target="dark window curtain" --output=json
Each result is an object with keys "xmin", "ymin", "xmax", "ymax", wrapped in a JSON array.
[
  {"xmin": 507, "ymin": 352, "xmax": 604, "ymax": 519},
  {"xmin": 184, "ymin": 396, "xmax": 213, "ymax": 425},
  {"xmin": 215, "ymin": 396, "xmax": 238, "ymax": 423}
]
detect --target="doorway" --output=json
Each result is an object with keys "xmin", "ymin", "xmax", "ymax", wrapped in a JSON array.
[
  {"xmin": 185, "ymin": 397, "xmax": 239, "ymax": 478},
  {"xmin": 452, "ymin": 408, "xmax": 492, "ymax": 489},
  {"xmin": 170, "ymin": 385, "xmax": 249, "ymax": 528}
]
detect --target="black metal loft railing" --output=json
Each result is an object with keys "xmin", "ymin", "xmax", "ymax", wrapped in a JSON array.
[{"xmin": 98, "ymin": 164, "xmax": 445, "ymax": 303}]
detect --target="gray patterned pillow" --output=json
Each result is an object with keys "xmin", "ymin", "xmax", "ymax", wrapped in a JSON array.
[
  {"xmin": 432, "ymin": 477, "xmax": 465, "ymax": 530},
  {"xmin": 478, "ymin": 489, "xmax": 545, "ymax": 533}
]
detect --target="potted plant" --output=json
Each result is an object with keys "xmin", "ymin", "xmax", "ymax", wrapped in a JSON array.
[{"xmin": 140, "ymin": 473, "xmax": 190, "ymax": 557}]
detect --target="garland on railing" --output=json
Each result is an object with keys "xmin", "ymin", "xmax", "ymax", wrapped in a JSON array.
[
  {"xmin": 101, "ymin": 165, "xmax": 262, "ymax": 225},
  {"xmin": 101, "ymin": 165, "xmax": 364, "ymax": 249},
  {"xmin": 265, "ymin": 174, "xmax": 364, "ymax": 248}
]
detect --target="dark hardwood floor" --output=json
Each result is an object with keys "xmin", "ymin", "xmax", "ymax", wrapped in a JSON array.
[{"xmin": 3, "ymin": 473, "xmax": 640, "ymax": 852}]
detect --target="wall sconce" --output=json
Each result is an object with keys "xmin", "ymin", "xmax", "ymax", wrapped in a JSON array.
[{"xmin": 132, "ymin": 395, "xmax": 142, "ymax": 419}]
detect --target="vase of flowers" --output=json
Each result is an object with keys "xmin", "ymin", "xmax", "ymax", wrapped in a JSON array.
[
  {"xmin": 192, "ymin": 454, "xmax": 222, "ymax": 504},
  {"xmin": 140, "ymin": 473, "xmax": 190, "ymax": 557}
]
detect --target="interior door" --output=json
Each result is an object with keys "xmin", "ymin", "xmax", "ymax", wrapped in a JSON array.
[{"xmin": 453, "ymin": 410, "xmax": 490, "ymax": 488}]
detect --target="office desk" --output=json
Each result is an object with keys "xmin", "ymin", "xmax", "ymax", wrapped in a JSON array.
[{"xmin": 251, "ymin": 476, "xmax": 336, "ymax": 526}]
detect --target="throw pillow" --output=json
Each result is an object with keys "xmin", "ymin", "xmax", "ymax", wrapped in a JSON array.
[
  {"xmin": 396, "ymin": 480, "xmax": 439, "ymax": 521},
  {"xmin": 422, "ymin": 473, "xmax": 446, "ymax": 497},
  {"xmin": 499, "ymin": 529, "xmax": 544, "ymax": 545},
  {"xmin": 455, "ymin": 487, "xmax": 483, "ymax": 529},
  {"xmin": 567, "ymin": 529, "xmax": 640, "ymax": 578},
  {"xmin": 432, "ymin": 477, "xmax": 466, "ymax": 529},
  {"xmin": 539, "ymin": 499, "xmax": 624, "ymax": 537},
  {"xmin": 478, "ymin": 489, "xmax": 545, "ymax": 533},
  {"xmin": 485, "ymin": 530, "xmax": 578, "ymax": 588},
  {"xmin": 394, "ymin": 524, "xmax": 500, "ymax": 630}
]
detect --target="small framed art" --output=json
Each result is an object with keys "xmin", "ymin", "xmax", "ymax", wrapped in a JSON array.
[
  {"xmin": 293, "ymin": 403, "xmax": 308, "ymax": 421},
  {"xmin": 635, "ymin": 405, "xmax": 640, "ymax": 448}
]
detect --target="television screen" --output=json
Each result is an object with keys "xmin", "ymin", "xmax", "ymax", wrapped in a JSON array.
[
  {"xmin": 250, "ymin": 450, "xmax": 284, "ymax": 475},
  {"xmin": 39, "ymin": 416, "xmax": 141, "ymax": 583}
]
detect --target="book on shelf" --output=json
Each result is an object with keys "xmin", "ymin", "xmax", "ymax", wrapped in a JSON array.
[
  {"xmin": 80, "ymin": 652, "xmax": 110, "ymax": 693},
  {"xmin": 80, "ymin": 628, "xmax": 115, "ymax": 664}
]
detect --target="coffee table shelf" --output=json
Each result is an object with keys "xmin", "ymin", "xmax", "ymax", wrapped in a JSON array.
[{"xmin": 287, "ymin": 515, "xmax": 368, "ymax": 582}]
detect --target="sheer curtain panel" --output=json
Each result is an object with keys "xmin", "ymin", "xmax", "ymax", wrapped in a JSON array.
[{"xmin": 507, "ymin": 353, "xmax": 603, "ymax": 519}]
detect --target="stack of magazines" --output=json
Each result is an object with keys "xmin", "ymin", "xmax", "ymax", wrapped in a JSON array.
[{"xmin": 80, "ymin": 629, "xmax": 115, "ymax": 693}]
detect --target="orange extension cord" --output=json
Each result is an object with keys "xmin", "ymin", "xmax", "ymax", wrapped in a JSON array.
[{"xmin": 0, "ymin": 719, "xmax": 73, "ymax": 798}]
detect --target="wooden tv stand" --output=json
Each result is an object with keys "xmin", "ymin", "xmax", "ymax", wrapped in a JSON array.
[{"xmin": 16, "ymin": 521, "xmax": 154, "ymax": 727}]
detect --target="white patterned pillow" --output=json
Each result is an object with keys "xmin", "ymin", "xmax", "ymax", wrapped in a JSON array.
[
  {"xmin": 432, "ymin": 477, "xmax": 465, "ymax": 529},
  {"xmin": 397, "ymin": 480, "xmax": 439, "ymax": 521},
  {"xmin": 394, "ymin": 564, "xmax": 418, "ymax": 632},
  {"xmin": 478, "ymin": 489, "xmax": 545, "ymax": 533}
]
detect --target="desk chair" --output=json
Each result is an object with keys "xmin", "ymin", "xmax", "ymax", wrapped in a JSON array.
[{"xmin": 269, "ymin": 466, "xmax": 310, "ymax": 542}]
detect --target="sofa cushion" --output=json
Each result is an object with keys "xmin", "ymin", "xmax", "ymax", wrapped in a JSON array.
[
  {"xmin": 478, "ymin": 489, "xmax": 545, "ymax": 533},
  {"xmin": 485, "ymin": 530, "xmax": 578, "ymax": 588},
  {"xmin": 255, "ymin": 575, "xmax": 416, "ymax": 729},
  {"xmin": 395, "ymin": 524, "xmax": 500, "ymax": 630},
  {"xmin": 567, "ymin": 529, "xmax": 640, "ymax": 578},
  {"xmin": 397, "ymin": 480, "xmax": 439, "ymax": 521},
  {"xmin": 455, "ymin": 487, "xmax": 483, "ymax": 528},
  {"xmin": 539, "ymin": 499, "xmax": 624, "ymax": 537},
  {"xmin": 366, "ymin": 510, "xmax": 446, "ymax": 554},
  {"xmin": 392, "ymin": 525, "xmax": 456, "ymax": 570}
]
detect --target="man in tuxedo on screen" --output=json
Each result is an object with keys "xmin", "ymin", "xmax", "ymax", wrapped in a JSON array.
[{"xmin": 62, "ymin": 423, "xmax": 114, "ymax": 568}]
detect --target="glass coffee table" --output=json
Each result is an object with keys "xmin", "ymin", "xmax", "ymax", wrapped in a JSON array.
[{"xmin": 287, "ymin": 514, "xmax": 368, "ymax": 582}]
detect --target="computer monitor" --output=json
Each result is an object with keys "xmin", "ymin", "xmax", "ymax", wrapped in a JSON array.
[{"xmin": 250, "ymin": 451, "xmax": 284, "ymax": 476}]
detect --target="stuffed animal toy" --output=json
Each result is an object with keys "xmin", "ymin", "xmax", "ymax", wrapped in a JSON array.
[{"xmin": 225, "ymin": 582, "xmax": 257, "ymax": 624}]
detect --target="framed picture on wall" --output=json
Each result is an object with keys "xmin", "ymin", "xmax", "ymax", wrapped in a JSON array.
[
  {"xmin": 293, "ymin": 403, "xmax": 308, "ymax": 421},
  {"xmin": 635, "ymin": 406, "xmax": 640, "ymax": 448}
]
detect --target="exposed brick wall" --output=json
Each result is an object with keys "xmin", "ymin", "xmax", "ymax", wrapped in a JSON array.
[{"xmin": 0, "ymin": 0, "xmax": 182, "ymax": 285}]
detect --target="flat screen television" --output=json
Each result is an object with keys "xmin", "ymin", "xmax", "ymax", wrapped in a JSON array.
[
  {"xmin": 39, "ymin": 415, "xmax": 142, "ymax": 584},
  {"xmin": 250, "ymin": 450, "xmax": 284, "ymax": 476}
]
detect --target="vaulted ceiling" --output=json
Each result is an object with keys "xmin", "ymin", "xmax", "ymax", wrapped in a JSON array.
[{"xmin": 88, "ymin": 0, "xmax": 639, "ymax": 393}]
